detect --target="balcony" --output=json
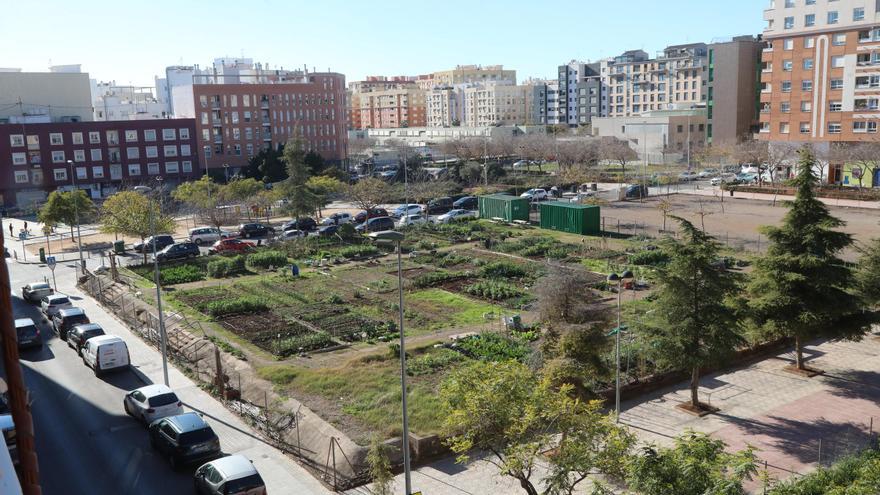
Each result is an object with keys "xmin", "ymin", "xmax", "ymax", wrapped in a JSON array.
[{"xmin": 213, "ymin": 136, "xmax": 223, "ymax": 144}]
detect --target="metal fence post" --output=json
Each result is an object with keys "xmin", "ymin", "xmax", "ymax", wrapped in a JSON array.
[{"xmin": 818, "ymin": 438, "xmax": 822, "ymax": 466}]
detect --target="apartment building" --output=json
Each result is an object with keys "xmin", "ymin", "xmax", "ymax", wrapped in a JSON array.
[
  {"xmin": 0, "ymin": 66, "xmax": 93, "ymax": 123},
  {"xmin": 425, "ymin": 86, "xmax": 463, "ymax": 127},
  {"xmin": 356, "ymin": 87, "xmax": 426, "ymax": 129},
  {"xmin": 706, "ymin": 36, "xmax": 764, "ymax": 145},
  {"xmin": 0, "ymin": 119, "xmax": 199, "ymax": 207},
  {"xmin": 92, "ymin": 81, "xmax": 170, "ymax": 121},
  {"xmin": 172, "ymin": 69, "xmax": 347, "ymax": 173},
  {"xmin": 420, "ymin": 65, "xmax": 517, "ymax": 90},
  {"xmin": 605, "ymin": 44, "xmax": 709, "ymax": 118},
  {"xmin": 557, "ymin": 61, "xmax": 605, "ymax": 127}
]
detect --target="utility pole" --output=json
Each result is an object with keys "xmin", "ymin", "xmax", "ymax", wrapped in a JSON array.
[{"xmin": 67, "ymin": 160, "xmax": 85, "ymax": 275}]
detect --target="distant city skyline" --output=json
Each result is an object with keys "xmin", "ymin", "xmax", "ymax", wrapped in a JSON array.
[{"xmin": 0, "ymin": 0, "xmax": 768, "ymax": 87}]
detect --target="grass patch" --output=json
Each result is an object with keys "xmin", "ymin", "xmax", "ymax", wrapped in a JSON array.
[
  {"xmin": 204, "ymin": 296, "xmax": 267, "ymax": 317},
  {"xmin": 408, "ymin": 289, "xmax": 502, "ymax": 326},
  {"xmin": 258, "ymin": 365, "xmax": 299, "ymax": 386},
  {"xmin": 454, "ymin": 332, "xmax": 531, "ymax": 362},
  {"xmin": 464, "ymin": 280, "xmax": 524, "ymax": 301}
]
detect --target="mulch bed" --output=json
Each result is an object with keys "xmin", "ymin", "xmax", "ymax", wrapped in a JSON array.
[{"xmin": 676, "ymin": 402, "xmax": 721, "ymax": 417}]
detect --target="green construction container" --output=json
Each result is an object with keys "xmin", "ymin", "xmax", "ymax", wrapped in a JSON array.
[
  {"xmin": 478, "ymin": 194, "xmax": 530, "ymax": 223},
  {"xmin": 113, "ymin": 240, "xmax": 126, "ymax": 254},
  {"xmin": 38, "ymin": 247, "xmax": 46, "ymax": 263},
  {"xmin": 539, "ymin": 201, "xmax": 600, "ymax": 235}
]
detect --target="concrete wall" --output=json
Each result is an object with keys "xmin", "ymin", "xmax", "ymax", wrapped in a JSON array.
[
  {"xmin": 0, "ymin": 72, "xmax": 93, "ymax": 122},
  {"xmin": 708, "ymin": 38, "xmax": 762, "ymax": 145}
]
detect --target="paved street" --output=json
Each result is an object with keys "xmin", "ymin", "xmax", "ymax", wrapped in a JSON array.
[{"xmin": 4, "ymin": 252, "xmax": 330, "ymax": 495}]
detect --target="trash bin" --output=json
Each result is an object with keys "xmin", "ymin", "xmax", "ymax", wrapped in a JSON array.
[
  {"xmin": 39, "ymin": 247, "xmax": 46, "ymax": 263},
  {"xmin": 114, "ymin": 240, "xmax": 126, "ymax": 254},
  {"xmin": 591, "ymin": 183, "xmax": 598, "ymax": 191}
]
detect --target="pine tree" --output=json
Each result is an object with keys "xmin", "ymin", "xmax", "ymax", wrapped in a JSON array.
[{"xmin": 749, "ymin": 147, "xmax": 858, "ymax": 371}]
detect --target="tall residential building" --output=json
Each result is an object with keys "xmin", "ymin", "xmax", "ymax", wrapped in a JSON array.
[
  {"xmin": 605, "ymin": 44, "xmax": 709, "ymax": 118},
  {"xmin": 760, "ymin": 1, "xmax": 880, "ymax": 148},
  {"xmin": 706, "ymin": 36, "xmax": 764, "ymax": 145},
  {"xmin": 356, "ymin": 87, "xmax": 426, "ymax": 129},
  {"xmin": 0, "ymin": 119, "xmax": 199, "ymax": 207},
  {"xmin": 91, "ymin": 81, "xmax": 171, "ymax": 121},
  {"xmin": 545, "ymin": 80, "xmax": 561, "ymax": 125},
  {"xmin": 423, "ymin": 65, "xmax": 516, "ymax": 89},
  {"xmin": 461, "ymin": 83, "xmax": 531, "ymax": 127},
  {"xmin": 170, "ymin": 62, "xmax": 347, "ymax": 172},
  {"xmin": 426, "ymin": 86, "xmax": 463, "ymax": 127},
  {"xmin": 557, "ymin": 61, "xmax": 604, "ymax": 127},
  {"xmin": 0, "ymin": 66, "xmax": 93, "ymax": 123}
]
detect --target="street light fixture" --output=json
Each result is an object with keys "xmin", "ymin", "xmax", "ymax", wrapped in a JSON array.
[
  {"xmin": 67, "ymin": 160, "xmax": 85, "ymax": 275},
  {"xmin": 607, "ymin": 269, "xmax": 634, "ymax": 422},
  {"xmin": 135, "ymin": 178, "xmax": 170, "ymax": 387},
  {"xmin": 368, "ymin": 230, "xmax": 412, "ymax": 495}
]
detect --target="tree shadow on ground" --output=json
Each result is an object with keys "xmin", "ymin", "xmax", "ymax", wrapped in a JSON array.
[{"xmin": 823, "ymin": 369, "xmax": 880, "ymax": 403}]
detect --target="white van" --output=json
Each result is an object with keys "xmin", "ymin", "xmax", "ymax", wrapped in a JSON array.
[{"xmin": 81, "ymin": 335, "xmax": 130, "ymax": 376}]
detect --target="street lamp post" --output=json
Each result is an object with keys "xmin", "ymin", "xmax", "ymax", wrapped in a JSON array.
[
  {"xmin": 607, "ymin": 270, "xmax": 633, "ymax": 422},
  {"xmin": 368, "ymin": 230, "xmax": 411, "ymax": 495},
  {"xmin": 67, "ymin": 160, "xmax": 85, "ymax": 275},
  {"xmin": 136, "ymin": 178, "xmax": 170, "ymax": 387}
]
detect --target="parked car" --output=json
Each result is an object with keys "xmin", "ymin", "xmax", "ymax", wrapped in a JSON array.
[
  {"xmin": 14, "ymin": 318, "xmax": 41, "ymax": 350},
  {"xmin": 317, "ymin": 225, "xmax": 340, "ymax": 237},
  {"xmin": 710, "ymin": 174, "xmax": 739, "ymax": 186},
  {"xmin": 390, "ymin": 204, "xmax": 423, "ymax": 219},
  {"xmin": 275, "ymin": 230, "xmax": 306, "ymax": 241},
  {"xmin": 397, "ymin": 214, "xmax": 428, "ymax": 228},
  {"xmin": 678, "ymin": 171, "xmax": 699, "ymax": 181},
  {"xmin": 354, "ymin": 208, "xmax": 389, "ymax": 224},
  {"xmin": 149, "ymin": 412, "xmax": 222, "ymax": 469},
  {"xmin": 238, "ymin": 223, "xmax": 274, "ymax": 239},
  {"xmin": 194, "ymin": 454, "xmax": 266, "ymax": 495},
  {"xmin": 320, "ymin": 212, "xmax": 352, "ymax": 226},
  {"xmin": 355, "ymin": 216, "xmax": 395, "ymax": 233},
  {"xmin": 624, "ymin": 184, "xmax": 649, "ymax": 199},
  {"xmin": 424, "ymin": 197, "xmax": 454, "ymax": 215},
  {"xmin": 189, "ymin": 227, "xmax": 234, "ymax": 245},
  {"xmin": 453, "ymin": 196, "xmax": 478, "ymax": 210},
  {"xmin": 737, "ymin": 172, "xmax": 758, "ymax": 183},
  {"xmin": 67, "ymin": 323, "xmax": 105, "ymax": 354},
  {"xmin": 124, "ymin": 384, "xmax": 184, "ymax": 424},
  {"xmin": 81, "ymin": 335, "xmax": 130, "ymax": 377},
  {"xmin": 520, "ymin": 189, "xmax": 548, "ymax": 201},
  {"xmin": 512, "ymin": 160, "xmax": 529, "ymax": 169},
  {"xmin": 208, "ymin": 239, "xmax": 255, "ymax": 255},
  {"xmin": 20, "ymin": 282, "xmax": 53, "ymax": 303},
  {"xmin": 41, "ymin": 294, "xmax": 72, "ymax": 318},
  {"xmin": 697, "ymin": 168, "xmax": 719, "ymax": 179},
  {"xmin": 133, "ymin": 235, "xmax": 175, "ymax": 254},
  {"xmin": 435, "ymin": 209, "xmax": 477, "ymax": 224},
  {"xmin": 155, "ymin": 242, "xmax": 200, "ymax": 262},
  {"xmin": 282, "ymin": 217, "xmax": 317, "ymax": 232},
  {"xmin": 51, "ymin": 307, "xmax": 90, "ymax": 340},
  {"xmin": 0, "ymin": 413, "xmax": 16, "ymax": 466}
]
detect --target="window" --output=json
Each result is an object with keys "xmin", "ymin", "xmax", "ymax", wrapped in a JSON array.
[
  {"xmin": 803, "ymin": 58, "xmax": 814, "ymax": 70},
  {"xmin": 854, "ymin": 7, "xmax": 865, "ymax": 21},
  {"xmin": 780, "ymin": 123, "xmax": 790, "ymax": 134},
  {"xmin": 75, "ymin": 167, "xmax": 87, "ymax": 180},
  {"xmin": 784, "ymin": 0, "xmax": 795, "ymax": 6},
  {"xmin": 179, "ymin": 128, "xmax": 190, "ymax": 140},
  {"xmin": 182, "ymin": 160, "xmax": 193, "ymax": 173},
  {"xmin": 53, "ymin": 169, "xmax": 67, "ymax": 181},
  {"xmin": 163, "ymin": 145, "xmax": 177, "ymax": 157},
  {"xmin": 805, "ymin": 37, "xmax": 815, "ymax": 48},
  {"xmin": 165, "ymin": 161, "xmax": 180, "ymax": 174},
  {"xmin": 74, "ymin": 149, "xmax": 85, "ymax": 162},
  {"xmin": 830, "ymin": 101, "xmax": 843, "ymax": 112},
  {"xmin": 146, "ymin": 146, "xmax": 158, "ymax": 158},
  {"xmin": 784, "ymin": 39, "xmax": 794, "ymax": 50},
  {"xmin": 12, "ymin": 152, "xmax": 26, "ymax": 165},
  {"xmin": 783, "ymin": 60, "xmax": 793, "ymax": 71},
  {"xmin": 800, "ymin": 122, "xmax": 811, "ymax": 134},
  {"xmin": 125, "ymin": 130, "xmax": 138, "ymax": 142},
  {"xmin": 232, "ymin": 128, "xmax": 240, "ymax": 140},
  {"xmin": 10, "ymin": 134, "xmax": 24, "ymax": 147},
  {"xmin": 106, "ymin": 130, "xmax": 119, "ymax": 145},
  {"xmin": 144, "ymin": 129, "xmax": 157, "ymax": 141},
  {"xmin": 128, "ymin": 164, "xmax": 141, "ymax": 176},
  {"xmin": 833, "ymin": 33, "xmax": 846, "ymax": 46},
  {"xmin": 828, "ymin": 11, "xmax": 839, "ymax": 24},
  {"xmin": 147, "ymin": 163, "xmax": 160, "ymax": 175},
  {"xmin": 805, "ymin": 13, "xmax": 815, "ymax": 26},
  {"xmin": 162, "ymin": 129, "xmax": 176, "ymax": 140},
  {"xmin": 832, "ymin": 56, "xmax": 845, "ymax": 68},
  {"xmin": 870, "ymin": 122, "xmax": 878, "ymax": 133},
  {"xmin": 784, "ymin": 16, "xmax": 795, "ymax": 29},
  {"xmin": 89, "ymin": 131, "xmax": 100, "ymax": 144},
  {"xmin": 14, "ymin": 171, "xmax": 28, "ymax": 184},
  {"xmin": 244, "ymin": 111, "xmax": 252, "ymax": 122},
  {"xmin": 72, "ymin": 132, "xmax": 83, "ymax": 145},
  {"xmin": 92, "ymin": 166, "xmax": 104, "ymax": 179},
  {"xmin": 126, "ymin": 147, "xmax": 139, "ymax": 159},
  {"xmin": 854, "ymin": 121, "xmax": 868, "ymax": 132},
  {"xmin": 828, "ymin": 123, "xmax": 842, "ymax": 134},
  {"xmin": 781, "ymin": 101, "xmax": 791, "ymax": 113},
  {"xmin": 90, "ymin": 149, "xmax": 102, "ymax": 161},
  {"xmin": 802, "ymin": 80, "xmax": 813, "ymax": 91},
  {"xmin": 49, "ymin": 133, "xmax": 63, "ymax": 145},
  {"xmin": 805, "ymin": 0, "xmax": 814, "ymax": 4},
  {"xmin": 26, "ymin": 135, "xmax": 39, "ymax": 149},
  {"xmin": 830, "ymin": 79, "xmax": 844, "ymax": 89},
  {"xmin": 180, "ymin": 144, "xmax": 191, "ymax": 156},
  {"xmin": 782, "ymin": 81, "xmax": 793, "ymax": 92},
  {"xmin": 51, "ymin": 151, "xmax": 65, "ymax": 163},
  {"xmin": 245, "ymin": 128, "xmax": 253, "ymax": 140}
]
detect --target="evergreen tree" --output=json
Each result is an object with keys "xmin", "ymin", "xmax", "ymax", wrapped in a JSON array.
[
  {"xmin": 749, "ymin": 147, "xmax": 860, "ymax": 371},
  {"xmin": 648, "ymin": 218, "xmax": 743, "ymax": 410},
  {"xmin": 279, "ymin": 136, "xmax": 317, "ymax": 221}
]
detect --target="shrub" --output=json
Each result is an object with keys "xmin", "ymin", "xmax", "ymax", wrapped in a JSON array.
[
  {"xmin": 413, "ymin": 270, "xmax": 470, "ymax": 288},
  {"xmin": 274, "ymin": 332, "xmax": 335, "ymax": 355},
  {"xmin": 464, "ymin": 280, "xmax": 524, "ymax": 301},
  {"xmin": 246, "ymin": 250, "xmax": 288, "ymax": 269},
  {"xmin": 206, "ymin": 255, "xmax": 246, "ymax": 278},
  {"xmin": 455, "ymin": 332, "xmax": 530, "ymax": 362},
  {"xmin": 339, "ymin": 245, "xmax": 379, "ymax": 258},
  {"xmin": 629, "ymin": 249, "xmax": 670, "ymax": 266},
  {"xmin": 407, "ymin": 348, "xmax": 465, "ymax": 376},
  {"xmin": 159, "ymin": 264, "xmax": 204, "ymax": 285},
  {"xmin": 480, "ymin": 261, "xmax": 527, "ymax": 279},
  {"xmin": 204, "ymin": 296, "xmax": 268, "ymax": 316}
]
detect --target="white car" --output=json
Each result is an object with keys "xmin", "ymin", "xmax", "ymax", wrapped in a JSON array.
[
  {"xmin": 520, "ymin": 188, "xmax": 548, "ymax": 201},
  {"xmin": 194, "ymin": 454, "xmax": 266, "ymax": 495},
  {"xmin": 81, "ymin": 335, "xmax": 130, "ymax": 376},
  {"xmin": 435, "ymin": 209, "xmax": 477, "ymax": 224},
  {"xmin": 320, "ymin": 212, "xmax": 352, "ymax": 226},
  {"xmin": 276, "ymin": 229, "xmax": 306, "ymax": 241},
  {"xmin": 41, "ymin": 294, "xmax": 72, "ymax": 318},
  {"xmin": 512, "ymin": 160, "xmax": 529, "ymax": 169},
  {"xmin": 697, "ymin": 169, "xmax": 718, "ymax": 179},
  {"xmin": 189, "ymin": 227, "xmax": 234, "ymax": 245},
  {"xmin": 124, "ymin": 384, "xmax": 184, "ymax": 424},
  {"xmin": 678, "ymin": 171, "xmax": 699, "ymax": 181},
  {"xmin": 397, "ymin": 214, "xmax": 428, "ymax": 228},
  {"xmin": 391, "ymin": 204, "xmax": 423, "ymax": 219}
]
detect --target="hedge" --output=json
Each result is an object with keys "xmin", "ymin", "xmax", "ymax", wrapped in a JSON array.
[
  {"xmin": 204, "ymin": 297, "xmax": 268, "ymax": 317},
  {"xmin": 159, "ymin": 264, "xmax": 205, "ymax": 285},
  {"xmin": 207, "ymin": 255, "xmax": 246, "ymax": 278},
  {"xmin": 246, "ymin": 250, "xmax": 288, "ymax": 269}
]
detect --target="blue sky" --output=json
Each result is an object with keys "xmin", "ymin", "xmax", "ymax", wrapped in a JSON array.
[{"xmin": 1, "ymin": 0, "xmax": 768, "ymax": 86}]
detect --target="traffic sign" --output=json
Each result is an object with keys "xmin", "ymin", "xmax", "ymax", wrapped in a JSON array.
[{"xmin": 46, "ymin": 256, "xmax": 56, "ymax": 270}]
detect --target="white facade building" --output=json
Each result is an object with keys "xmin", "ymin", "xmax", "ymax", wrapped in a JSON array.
[{"xmin": 91, "ymin": 80, "xmax": 170, "ymax": 121}]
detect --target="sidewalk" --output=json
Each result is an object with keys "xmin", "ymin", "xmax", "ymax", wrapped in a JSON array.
[{"xmin": 681, "ymin": 186, "xmax": 880, "ymax": 210}]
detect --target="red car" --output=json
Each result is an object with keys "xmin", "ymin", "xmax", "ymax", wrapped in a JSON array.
[{"xmin": 208, "ymin": 239, "xmax": 256, "ymax": 255}]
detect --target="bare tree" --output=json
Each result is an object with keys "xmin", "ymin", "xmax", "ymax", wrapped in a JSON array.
[
  {"xmin": 346, "ymin": 177, "xmax": 392, "ymax": 214},
  {"xmin": 598, "ymin": 138, "xmax": 638, "ymax": 185},
  {"xmin": 730, "ymin": 139, "xmax": 798, "ymax": 186}
]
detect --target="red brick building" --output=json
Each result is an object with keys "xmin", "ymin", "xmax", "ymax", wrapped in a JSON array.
[{"xmin": 0, "ymin": 119, "xmax": 199, "ymax": 208}]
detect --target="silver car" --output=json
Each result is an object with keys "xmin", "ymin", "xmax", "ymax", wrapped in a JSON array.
[
  {"xmin": 40, "ymin": 294, "xmax": 72, "ymax": 318},
  {"xmin": 124, "ymin": 384, "xmax": 184, "ymax": 424},
  {"xmin": 21, "ymin": 282, "xmax": 53, "ymax": 304}
]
